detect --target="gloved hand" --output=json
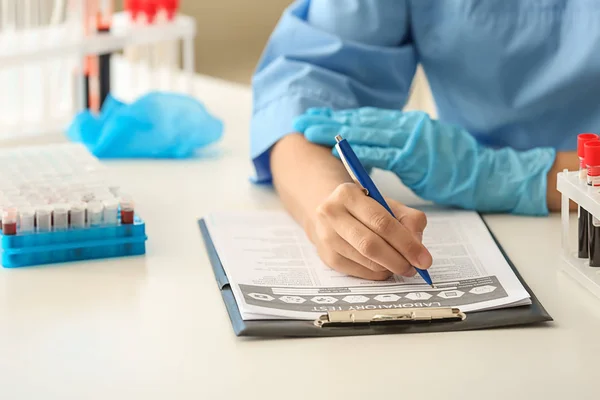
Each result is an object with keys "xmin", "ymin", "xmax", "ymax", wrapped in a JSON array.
[
  {"xmin": 67, "ymin": 92, "xmax": 223, "ymax": 158},
  {"xmin": 293, "ymin": 107, "xmax": 556, "ymax": 215}
]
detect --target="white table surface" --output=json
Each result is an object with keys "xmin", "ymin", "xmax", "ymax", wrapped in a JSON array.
[{"xmin": 1, "ymin": 74, "xmax": 600, "ymax": 400}]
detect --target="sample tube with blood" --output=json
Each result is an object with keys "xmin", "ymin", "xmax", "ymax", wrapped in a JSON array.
[
  {"xmin": 119, "ymin": 195, "xmax": 135, "ymax": 224},
  {"xmin": 2, "ymin": 207, "xmax": 17, "ymax": 235},
  {"xmin": 586, "ymin": 140, "xmax": 600, "ymax": 267},
  {"xmin": 577, "ymin": 133, "xmax": 599, "ymax": 258}
]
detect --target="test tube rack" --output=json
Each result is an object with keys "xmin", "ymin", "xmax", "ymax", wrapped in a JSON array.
[
  {"xmin": 1, "ymin": 217, "xmax": 147, "ymax": 268},
  {"xmin": 557, "ymin": 169, "xmax": 600, "ymax": 299},
  {"xmin": 0, "ymin": 143, "xmax": 147, "ymax": 268},
  {"xmin": 0, "ymin": 7, "xmax": 195, "ymax": 142}
]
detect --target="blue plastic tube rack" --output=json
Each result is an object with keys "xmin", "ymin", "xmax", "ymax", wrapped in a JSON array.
[{"xmin": 0, "ymin": 215, "xmax": 147, "ymax": 268}]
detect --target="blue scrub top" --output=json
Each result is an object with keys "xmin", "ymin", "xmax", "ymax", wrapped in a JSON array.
[{"xmin": 250, "ymin": 0, "xmax": 600, "ymax": 183}]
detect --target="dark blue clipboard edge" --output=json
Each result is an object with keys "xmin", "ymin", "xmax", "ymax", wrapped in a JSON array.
[{"xmin": 198, "ymin": 216, "xmax": 552, "ymax": 338}]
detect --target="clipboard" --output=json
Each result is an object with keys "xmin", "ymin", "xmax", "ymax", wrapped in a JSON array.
[{"xmin": 197, "ymin": 216, "xmax": 552, "ymax": 338}]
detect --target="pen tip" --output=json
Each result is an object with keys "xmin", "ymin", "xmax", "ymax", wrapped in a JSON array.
[{"xmin": 430, "ymin": 284, "xmax": 436, "ymax": 289}]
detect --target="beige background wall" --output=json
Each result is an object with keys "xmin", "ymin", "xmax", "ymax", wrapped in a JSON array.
[{"xmin": 181, "ymin": 0, "xmax": 292, "ymax": 84}]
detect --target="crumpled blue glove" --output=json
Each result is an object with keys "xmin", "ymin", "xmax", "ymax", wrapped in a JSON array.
[
  {"xmin": 293, "ymin": 107, "xmax": 556, "ymax": 216},
  {"xmin": 67, "ymin": 92, "xmax": 223, "ymax": 158}
]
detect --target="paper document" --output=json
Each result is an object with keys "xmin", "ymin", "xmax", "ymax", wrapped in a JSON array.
[{"xmin": 204, "ymin": 210, "xmax": 531, "ymax": 320}]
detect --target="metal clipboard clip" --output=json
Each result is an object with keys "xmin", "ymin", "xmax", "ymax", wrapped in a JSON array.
[{"xmin": 314, "ymin": 307, "xmax": 466, "ymax": 327}]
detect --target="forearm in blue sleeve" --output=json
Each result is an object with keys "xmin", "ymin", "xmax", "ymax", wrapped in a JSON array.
[{"xmin": 250, "ymin": 0, "xmax": 417, "ymax": 183}]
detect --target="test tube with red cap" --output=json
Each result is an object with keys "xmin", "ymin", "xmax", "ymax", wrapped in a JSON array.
[
  {"xmin": 577, "ymin": 133, "xmax": 599, "ymax": 258},
  {"xmin": 585, "ymin": 140, "xmax": 600, "ymax": 267},
  {"xmin": 155, "ymin": 0, "xmax": 175, "ymax": 83},
  {"xmin": 125, "ymin": 0, "xmax": 156, "ymax": 95},
  {"xmin": 142, "ymin": 0, "xmax": 158, "ymax": 81}
]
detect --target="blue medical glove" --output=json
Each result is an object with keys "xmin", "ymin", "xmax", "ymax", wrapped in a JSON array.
[
  {"xmin": 293, "ymin": 107, "xmax": 556, "ymax": 216},
  {"xmin": 67, "ymin": 92, "xmax": 223, "ymax": 158}
]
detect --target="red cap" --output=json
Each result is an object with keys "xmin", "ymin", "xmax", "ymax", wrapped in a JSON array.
[
  {"xmin": 125, "ymin": 0, "xmax": 140, "ymax": 18},
  {"xmin": 578, "ymin": 133, "xmax": 599, "ymax": 158},
  {"xmin": 142, "ymin": 0, "xmax": 158, "ymax": 23},
  {"xmin": 165, "ymin": 0, "xmax": 179, "ymax": 19},
  {"xmin": 584, "ymin": 140, "xmax": 600, "ymax": 167}
]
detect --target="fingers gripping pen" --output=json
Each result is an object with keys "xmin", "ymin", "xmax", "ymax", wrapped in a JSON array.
[{"xmin": 334, "ymin": 135, "xmax": 435, "ymax": 288}]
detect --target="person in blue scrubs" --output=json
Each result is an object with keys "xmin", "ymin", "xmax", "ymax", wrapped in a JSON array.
[{"xmin": 250, "ymin": 0, "xmax": 596, "ymax": 280}]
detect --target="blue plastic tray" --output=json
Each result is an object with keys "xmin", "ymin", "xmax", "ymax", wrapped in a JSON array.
[{"xmin": 0, "ymin": 216, "xmax": 147, "ymax": 268}]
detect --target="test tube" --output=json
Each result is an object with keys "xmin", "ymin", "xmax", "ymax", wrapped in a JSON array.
[
  {"xmin": 577, "ymin": 133, "xmax": 598, "ymax": 259},
  {"xmin": 18, "ymin": 206, "xmax": 35, "ymax": 233},
  {"xmin": 70, "ymin": 201, "xmax": 87, "ymax": 229},
  {"xmin": 52, "ymin": 203, "xmax": 70, "ymax": 230},
  {"xmin": 2, "ymin": 207, "xmax": 18, "ymax": 235},
  {"xmin": 35, "ymin": 205, "xmax": 52, "ymax": 232},
  {"xmin": 585, "ymin": 140, "xmax": 600, "ymax": 267},
  {"xmin": 102, "ymin": 199, "xmax": 118, "ymax": 225},
  {"xmin": 87, "ymin": 201, "xmax": 104, "ymax": 226},
  {"xmin": 119, "ymin": 195, "xmax": 135, "ymax": 224}
]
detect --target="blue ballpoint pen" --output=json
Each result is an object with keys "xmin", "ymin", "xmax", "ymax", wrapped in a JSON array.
[{"xmin": 334, "ymin": 134, "xmax": 435, "ymax": 288}]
